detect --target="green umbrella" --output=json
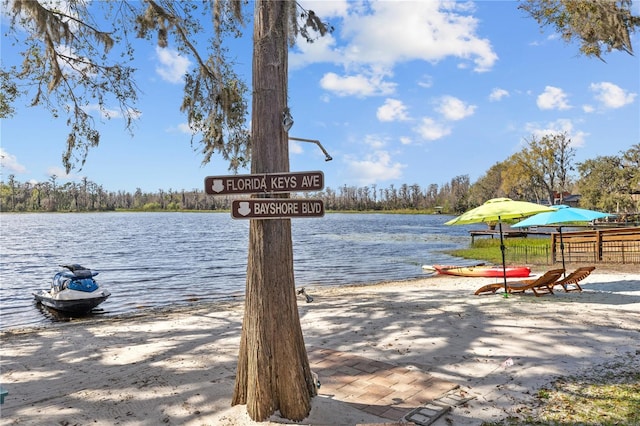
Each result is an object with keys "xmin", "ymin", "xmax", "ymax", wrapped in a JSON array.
[{"xmin": 445, "ymin": 198, "xmax": 556, "ymax": 295}]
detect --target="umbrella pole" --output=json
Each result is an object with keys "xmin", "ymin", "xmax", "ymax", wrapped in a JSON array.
[
  {"xmin": 499, "ymin": 217, "xmax": 508, "ymax": 296},
  {"xmin": 559, "ymin": 226, "xmax": 566, "ymax": 277}
]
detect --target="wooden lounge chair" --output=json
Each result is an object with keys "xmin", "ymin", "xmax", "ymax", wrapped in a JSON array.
[
  {"xmin": 474, "ymin": 269, "xmax": 565, "ymax": 297},
  {"xmin": 553, "ymin": 266, "xmax": 596, "ymax": 292}
]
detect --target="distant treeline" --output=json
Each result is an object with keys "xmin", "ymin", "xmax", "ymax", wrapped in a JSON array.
[
  {"xmin": 0, "ymin": 174, "xmax": 465, "ymax": 213},
  {"xmin": 2, "ymin": 142, "xmax": 639, "ymax": 215}
]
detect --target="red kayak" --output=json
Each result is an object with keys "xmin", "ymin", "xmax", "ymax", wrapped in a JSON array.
[{"xmin": 426, "ymin": 264, "xmax": 531, "ymax": 278}]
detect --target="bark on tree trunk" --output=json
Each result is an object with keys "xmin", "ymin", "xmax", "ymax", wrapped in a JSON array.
[{"xmin": 232, "ymin": 1, "xmax": 316, "ymax": 421}]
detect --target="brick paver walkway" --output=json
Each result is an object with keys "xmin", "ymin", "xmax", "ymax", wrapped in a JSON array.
[{"xmin": 308, "ymin": 347, "xmax": 458, "ymax": 422}]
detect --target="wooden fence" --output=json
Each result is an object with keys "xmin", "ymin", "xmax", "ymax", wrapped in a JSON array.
[{"xmin": 551, "ymin": 227, "xmax": 640, "ymax": 264}]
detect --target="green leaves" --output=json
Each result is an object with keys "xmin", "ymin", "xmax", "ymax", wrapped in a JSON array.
[
  {"xmin": 519, "ymin": 0, "xmax": 640, "ymax": 60},
  {"xmin": 2, "ymin": 0, "xmax": 252, "ymax": 174},
  {"xmin": 577, "ymin": 144, "xmax": 640, "ymax": 213}
]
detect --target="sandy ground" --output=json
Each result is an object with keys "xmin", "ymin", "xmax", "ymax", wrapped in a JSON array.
[{"xmin": 1, "ymin": 266, "xmax": 639, "ymax": 426}]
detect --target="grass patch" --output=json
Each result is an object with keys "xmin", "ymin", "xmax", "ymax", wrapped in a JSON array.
[
  {"xmin": 446, "ymin": 237, "xmax": 552, "ymax": 265},
  {"xmin": 535, "ymin": 362, "xmax": 640, "ymax": 425},
  {"xmin": 481, "ymin": 356, "xmax": 640, "ymax": 425}
]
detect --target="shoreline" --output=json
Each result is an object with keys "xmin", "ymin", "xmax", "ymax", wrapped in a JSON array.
[
  {"xmin": 6, "ymin": 263, "xmax": 637, "ymax": 334},
  {"xmin": 2, "ymin": 269, "xmax": 639, "ymax": 425}
]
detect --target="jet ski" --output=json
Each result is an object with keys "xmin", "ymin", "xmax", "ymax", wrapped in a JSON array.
[{"xmin": 33, "ymin": 264, "xmax": 111, "ymax": 314}]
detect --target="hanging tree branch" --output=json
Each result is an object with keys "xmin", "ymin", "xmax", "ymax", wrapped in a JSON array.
[{"xmin": 519, "ymin": 0, "xmax": 640, "ymax": 60}]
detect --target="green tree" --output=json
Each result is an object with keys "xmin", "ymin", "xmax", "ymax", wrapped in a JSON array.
[
  {"xmin": 578, "ymin": 144, "xmax": 640, "ymax": 213},
  {"xmin": 2, "ymin": 0, "xmax": 249, "ymax": 173},
  {"xmin": 0, "ymin": 70, "xmax": 18, "ymax": 117},
  {"xmin": 508, "ymin": 132, "xmax": 576, "ymax": 204},
  {"xmin": 468, "ymin": 161, "xmax": 507, "ymax": 206},
  {"xmin": 620, "ymin": 143, "xmax": 640, "ymax": 203},
  {"xmin": 577, "ymin": 155, "xmax": 626, "ymax": 211},
  {"xmin": 519, "ymin": 0, "xmax": 640, "ymax": 60},
  {"xmin": 448, "ymin": 174, "xmax": 471, "ymax": 213},
  {"xmin": 499, "ymin": 155, "xmax": 540, "ymax": 201}
]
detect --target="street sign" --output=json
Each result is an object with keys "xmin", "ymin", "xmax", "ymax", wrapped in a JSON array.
[
  {"xmin": 205, "ymin": 171, "xmax": 324, "ymax": 195},
  {"xmin": 231, "ymin": 199, "xmax": 324, "ymax": 219}
]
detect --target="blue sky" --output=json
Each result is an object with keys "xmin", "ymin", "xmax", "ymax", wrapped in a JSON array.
[{"xmin": 1, "ymin": 0, "xmax": 639, "ymax": 194}]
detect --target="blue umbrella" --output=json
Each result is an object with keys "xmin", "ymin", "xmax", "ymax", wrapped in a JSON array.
[{"xmin": 512, "ymin": 205, "xmax": 614, "ymax": 275}]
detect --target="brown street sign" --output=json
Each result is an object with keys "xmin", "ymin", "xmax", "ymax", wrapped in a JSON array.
[
  {"xmin": 231, "ymin": 199, "xmax": 324, "ymax": 219},
  {"xmin": 205, "ymin": 171, "xmax": 324, "ymax": 195}
]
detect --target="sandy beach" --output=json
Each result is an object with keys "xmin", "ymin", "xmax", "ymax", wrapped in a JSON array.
[{"xmin": 1, "ymin": 266, "xmax": 639, "ymax": 426}]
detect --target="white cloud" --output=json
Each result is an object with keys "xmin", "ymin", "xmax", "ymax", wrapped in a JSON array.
[
  {"xmin": 46, "ymin": 166, "xmax": 76, "ymax": 181},
  {"xmin": 320, "ymin": 71, "xmax": 396, "ymax": 97},
  {"xmin": 537, "ymin": 86, "xmax": 571, "ymax": 110},
  {"xmin": 298, "ymin": 0, "xmax": 350, "ymax": 19},
  {"xmin": 589, "ymin": 82, "xmax": 637, "ymax": 109},
  {"xmin": 363, "ymin": 134, "xmax": 387, "ymax": 150},
  {"xmin": 84, "ymin": 103, "xmax": 121, "ymax": 119},
  {"xmin": 175, "ymin": 123, "xmax": 194, "ymax": 134},
  {"xmin": 0, "ymin": 148, "xmax": 27, "ymax": 173},
  {"xmin": 291, "ymin": 0, "xmax": 498, "ymax": 75},
  {"xmin": 582, "ymin": 104, "xmax": 595, "ymax": 113},
  {"xmin": 289, "ymin": 32, "xmax": 342, "ymax": 69},
  {"xmin": 525, "ymin": 119, "xmax": 588, "ymax": 147},
  {"xmin": 435, "ymin": 96, "xmax": 476, "ymax": 121},
  {"xmin": 339, "ymin": 1, "xmax": 497, "ymax": 71},
  {"xmin": 417, "ymin": 75, "xmax": 434, "ymax": 89},
  {"xmin": 377, "ymin": 98, "xmax": 409, "ymax": 122},
  {"xmin": 289, "ymin": 140, "xmax": 304, "ymax": 155},
  {"xmin": 155, "ymin": 47, "xmax": 191, "ymax": 84},
  {"xmin": 489, "ymin": 88, "xmax": 509, "ymax": 102},
  {"xmin": 415, "ymin": 117, "xmax": 451, "ymax": 141},
  {"xmin": 399, "ymin": 136, "xmax": 412, "ymax": 145},
  {"xmin": 344, "ymin": 150, "xmax": 405, "ymax": 185},
  {"xmin": 529, "ymin": 33, "xmax": 561, "ymax": 47}
]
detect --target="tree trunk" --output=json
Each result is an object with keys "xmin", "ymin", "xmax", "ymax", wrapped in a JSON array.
[{"xmin": 232, "ymin": 1, "xmax": 316, "ymax": 421}]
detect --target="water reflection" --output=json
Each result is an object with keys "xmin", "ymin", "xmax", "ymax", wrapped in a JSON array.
[
  {"xmin": 33, "ymin": 300, "xmax": 109, "ymax": 323},
  {"xmin": 1, "ymin": 212, "xmax": 482, "ymax": 330}
]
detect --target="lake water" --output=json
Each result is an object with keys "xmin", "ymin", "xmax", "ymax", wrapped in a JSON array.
[{"xmin": 0, "ymin": 212, "xmax": 483, "ymax": 330}]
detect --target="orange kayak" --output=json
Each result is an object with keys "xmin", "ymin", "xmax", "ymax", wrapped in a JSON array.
[{"xmin": 430, "ymin": 265, "xmax": 531, "ymax": 278}]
